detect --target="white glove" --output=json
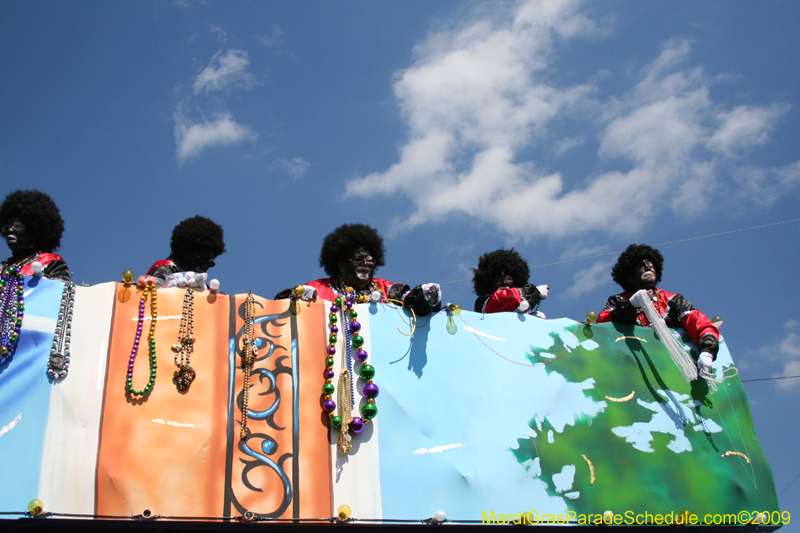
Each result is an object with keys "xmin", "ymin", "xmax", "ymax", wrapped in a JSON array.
[
  {"xmin": 165, "ymin": 271, "xmax": 207, "ymax": 289},
  {"xmin": 532, "ymin": 310, "xmax": 547, "ymax": 319},
  {"xmin": 536, "ymin": 285, "xmax": 549, "ymax": 300},
  {"xmin": 629, "ymin": 289, "xmax": 650, "ymax": 308},
  {"xmin": 420, "ymin": 283, "xmax": 442, "ymax": 307},
  {"xmin": 301, "ymin": 285, "xmax": 318, "ymax": 302},
  {"xmin": 517, "ymin": 299, "xmax": 530, "ymax": 313},
  {"xmin": 697, "ymin": 352, "xmax": 714, "ymax": 375}
]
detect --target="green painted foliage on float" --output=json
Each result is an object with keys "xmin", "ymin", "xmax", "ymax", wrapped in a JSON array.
[{"xmin": 370, "ymin": 308, "xmax": 777, "ymax": 521}]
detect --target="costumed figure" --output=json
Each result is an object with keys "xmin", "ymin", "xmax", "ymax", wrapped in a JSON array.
[
  {"xmin": 275, "ymin": 223, "xmax": 442, "ymax": 315},
  {"xmin": 146, "ymin": 216, "xmax": 225, "ymax": 290},
  {"xmin": 473, "ymin": 248, "xmax": 549, "ymax": 317},
  {"xmin": 0, "ymin": 189, "xmax": 70, "ymax": 282},
  {"xmin": 597, "ymin": 244, "xmax": 719, "ymax": 375}
]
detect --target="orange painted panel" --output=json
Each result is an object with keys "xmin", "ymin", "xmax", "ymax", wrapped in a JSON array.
[
  {"xmin": 96, "ymin": 285, "xmax": 231, "ymax": 517},
  {"xmin": 96, "ymin": 285, "xmax": 331, "ymax": 518},
  {"xmin": 295, "ymin": 301, "xmax": 334, "ymax": 518}
]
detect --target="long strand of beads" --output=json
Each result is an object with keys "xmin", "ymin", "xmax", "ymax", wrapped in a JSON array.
[
  {"xmin": 337, "ymin": 293, "xmax": 354, "ymax": 454},
  {"xmin": 0, "ymin": 268, "xmax": 11, "ymax": 359},
  {"xmin": 343, "ymin": 294, "xmax": 355, "ymax": 404},
  {"xmin": 47, "ymin": 282, "xmax": 75, "ymax": 379},
  {"xmin": 630, "ymin": 289, "xmax": 697, "ymax": 385},
  {"xmin": 172, "ymin": 288, "xmax": 196, "ymax": 391},
  {"xmin": 240, "ymin": 292, "xmax": 255, "ymax": 440},
  {"xmin": 323, "ymin": 299, "xmax": 340, "ymax": 426},
  {"xmin": 335, "ymin": 351, "xmax": 353, "ymax": 454},
  {"xmin": 323, "ymin": 287, "xmax": 379, "ymax": 455},
  {"xmin": 0, "ymin": 267, "xmax": 24, "ymax": 361},
  {"xmin": 347, "ymin": 287, "xmax": 378, "ymax": 424},
  {"xmin": 126, "ymin": 282, "xmax": 158, "ymax": 397}
]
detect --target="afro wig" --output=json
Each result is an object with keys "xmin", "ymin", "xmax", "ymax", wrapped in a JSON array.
[
  {"xmin": 0, "ymin": 189, "xmax": 65, "ymax": 252},
  {"xmin": 472, "ymin": 248, "xmax": 530, "ymax": 295},
  {"xmin": 319, "ymin": 223, "xmax": 386, "ymax": 277},
  {"xmin": 171, "ymin": 216, "xmax": 226, "ymax": 257},
  {"xmin": 610, "ymin": 243, "xmax": 664, "ymax": 292}
]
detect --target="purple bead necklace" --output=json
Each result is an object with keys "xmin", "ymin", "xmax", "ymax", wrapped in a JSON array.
[
  {"xmin": 322, "ymin": 285, "xmax": 379, "ymax": 454},
  {"xmin": 0, "ymin": 266, "xmax": 24, "ymax": 361},
  {"xmin": 125, "ymin": 281, "xmax": 158, "ymax": 397}
]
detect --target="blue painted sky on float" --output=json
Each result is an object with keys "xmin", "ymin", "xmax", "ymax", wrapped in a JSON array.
[{"xmin": 1, "ymin": 0, "xmax": 798, "ymax": 524}]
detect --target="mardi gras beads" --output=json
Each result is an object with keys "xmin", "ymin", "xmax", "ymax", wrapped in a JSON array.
[
  {"xmin": 240, "ymin": 292, "xmax": 256, "ymax": 440},
  {"xmin": 0, "ymin": 266, "xmax": 24, "ymax": 361},
  {"xmin": 172, "ymin": 288, "xmax": 196, "ymax": 391},
  {"xmin": 324, "ymin": 287, "xmax": 379, "ymax": 454},
  {"xmin": 125, "ymin": 280, "xmax": 158, "ymax": 396},
  {"xmin": 47, "ymin": 282, "xmax": 75, "ymax": 379}
]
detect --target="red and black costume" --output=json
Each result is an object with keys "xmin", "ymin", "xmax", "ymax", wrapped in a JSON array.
[
  {"xmin": 598, "ymin": 289, "xmax": 719, "ymax": 357},
  {"xmin": 1, "ymin": 190, "xmax": 70, "ymax": 283},
  {"xmin": 2, "ymin": 251, "xmax": 70, "ymax": 283},
  {"xmin": 146, "ymin": 258, "xmax": 180, "ymax": 284},
  {"xmin": 281, "ymin": 223, "xmax": 442, "ymax": 316},
  {"xmin": 472, "ymin": 248, "xmax": 547, "ymax": 315},
  {"xmin": 276, "ymin": 277, "xmax": 441, "ymax": 316},
  {"xmin": 303, "ymin": 277, "xmax": 396, "ymax": 303},
  {"xmin": 474, "ymin": 285, "xmax": 542, "ymax": 313}
]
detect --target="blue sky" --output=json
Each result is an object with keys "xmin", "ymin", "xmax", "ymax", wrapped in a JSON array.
[{"xmin": 1, "ymin": 0, "xmax": 798, "ymax": 523}]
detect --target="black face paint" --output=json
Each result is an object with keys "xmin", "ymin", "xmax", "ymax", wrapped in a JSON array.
[
  {"xmin": 173, "ymin": 247, "xmax": 217, "ymax": 273},
  {"xmin": 338, "ymin": 247, "xmax": 375, "ymax": 289},
  {"xmin": 490, "ymin": 273, "xmax": 515, "ymax": 292},
  {"xmin": 627, "ymin": 258, "xmax": 657, "ymax": 291},
  {"xmin": 2, "ymin": 217, "xmax": 36, "ymax": 253}
]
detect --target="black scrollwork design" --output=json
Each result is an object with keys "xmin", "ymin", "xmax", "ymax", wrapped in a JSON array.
[
  {"xmin": 226, "ymin": 300, "xmax": 296, "ymax": 518},
  {"xmin": 230, "ymin": 434, "xmax": 293, "ymax": 518}
]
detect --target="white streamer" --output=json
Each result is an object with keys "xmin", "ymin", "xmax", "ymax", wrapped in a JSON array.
[
  {"xmin": 700, "ymin": 366, "xmax": 739, "ymax": 394},
  {"xmin": 629, "ymin": 290, "xmax": 697, "ymax": 383}
]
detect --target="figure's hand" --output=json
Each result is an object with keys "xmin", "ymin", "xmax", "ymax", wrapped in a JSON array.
[
  {"xmin": 697, "ymin": 352, "xmax": 714, "ymax": 375},
  {"xmin": 629, "ymin": 289, "xmax": 651, "ymax": 308},
  {"xmin": 419, "ymin": 283, "xmax": 442, "ymax": 307},
  {"xmin": 609, "ymin": 300, "xmax": 637, "ymax": 323},
  {"xmin": 519, "ymin": 284, "xmax": 543, "ymax": 312},
  {"xmin": 399, "ymin": 283, "xmax": 442, "ymax": 315},
  {"xmin": 297, "ymin": 285, "xmax": 318, "ymax": 302},
  {"xmin": 164, "ymin": 271, "xmax": 207, "ymax": 290},
  {"xmin": 536, "ymin": 285, "xmax": 549, "ymax": 300}
]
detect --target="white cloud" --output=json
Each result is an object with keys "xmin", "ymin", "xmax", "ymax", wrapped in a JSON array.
[
  {"xmin": 558, "ymin": 244, "xmax": 611, "ymax": 261},
  {"xmin": 731, "ymin": 161, "xmax": 800, "ymax": 207},
  {"xmin": 260, "ymin": 25, "xmax": 284, "ymax": 48},
  {"xmin": 173, "ymin": 0, "xmax": 204, "ymax": 7},
  {"xmin": 193, "ymin": 49, "xmax": 255, "ymax": 94},
  {"xmin": 599, "ymin": 65, "xmax": 709, "ymax": 164},
  {"xmin": 210, "ymin": 25, "xmax": 227, "ymax": 43},
  {"xmin": 344, "ymin": 0, "xmax": 797, "ymax": 240},
  {"xmin": 708, "ymin": 104, "xmax": 790, "ymax": 157},
  {"xmin": 555, "ymin": 136, "xmax": 584, "ymax": 155},
  {"xmin": 771, "ymin": 321, "xmax": 800, "ymax": 390},
  {"xmin": 173, "ymin": 45, "xmax": 260, "ymax": 163},
  {"xmin": 747, "ymin": 320, "xmax": 800, "ymax": 390},
  {"xmin": 777, "ymin": 321, "xmax": 800, "ymax": 358},
  {"xmin": 776, "ymin": 360, "xmax": 800, "ymax": 390},
  {"xmin": 565, "ymin": 260, "xmax": 613, "ymax": 298},
  {"xmin": 270, "ymin": 157, "xmax": 311, "ymax": 180},
  {"xmin": 174, "ymin": 112, "xmax": 257, "ymax": 163}
]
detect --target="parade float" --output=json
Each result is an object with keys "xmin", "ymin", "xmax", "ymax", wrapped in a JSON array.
[{"xmin": 0, "ymin": 276, "xmax": 782, "ymax": 531}]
